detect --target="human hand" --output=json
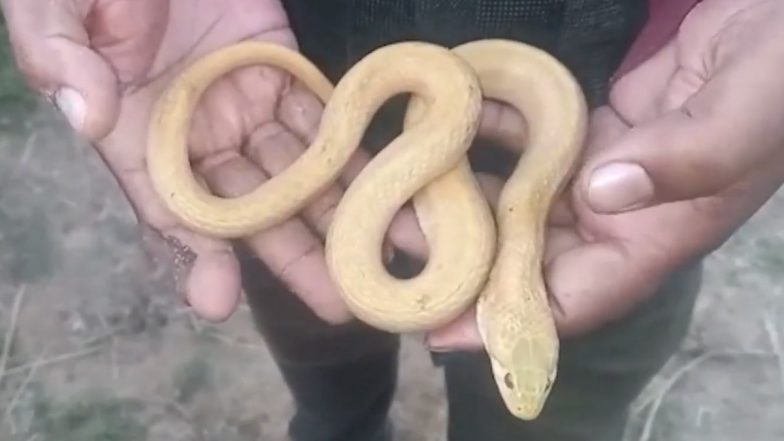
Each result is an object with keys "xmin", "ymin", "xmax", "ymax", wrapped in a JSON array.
[
  {"xmin": 427, "ymin": 0, "xmax": 784, "ymax": 349},
  {"xmin": 1, "ymin": 0, "xmax": 424, "ymax": 324}
]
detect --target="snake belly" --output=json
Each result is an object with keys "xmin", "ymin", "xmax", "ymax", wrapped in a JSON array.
[{"xmin": 146, "ymin": 39, "xmax": 587, "ymax": 420}]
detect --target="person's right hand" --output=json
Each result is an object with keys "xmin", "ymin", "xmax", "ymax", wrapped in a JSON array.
[{"xmin": 1, "ymin": 0, "xmax": 427, "ymax": 324}]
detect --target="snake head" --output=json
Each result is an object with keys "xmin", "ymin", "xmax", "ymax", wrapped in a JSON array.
[{"xmin": 490, "ymin": 334, "xmax": 559, "ymax": 420}]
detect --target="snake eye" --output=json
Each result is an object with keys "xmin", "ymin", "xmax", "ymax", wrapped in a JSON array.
[{"xmin": 503, "ymin": 373, "xmax": 514, "ymax": 389}]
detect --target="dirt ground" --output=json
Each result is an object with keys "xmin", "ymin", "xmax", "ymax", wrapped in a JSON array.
[{"xmin": 1, "ymin": 35, "xmax": 784, "ymax": 441}]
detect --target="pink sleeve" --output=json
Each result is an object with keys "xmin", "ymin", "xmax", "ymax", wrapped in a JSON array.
[{"xmin": 614, "ymin": 0, "xmax": 701, "ymax": 78}]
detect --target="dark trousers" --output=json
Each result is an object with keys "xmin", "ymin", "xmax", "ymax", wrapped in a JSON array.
[{"xmin": 237, "ymin": 245, "xmax": 701, "ymax": 441}]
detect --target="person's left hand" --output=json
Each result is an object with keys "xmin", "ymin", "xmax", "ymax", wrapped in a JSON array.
[{"xmin": 427, "ymin": 0, "xmax": 784, "ymax": 349}]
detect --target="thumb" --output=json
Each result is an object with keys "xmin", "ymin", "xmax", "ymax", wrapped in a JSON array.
[
  {"xmin": 581, "ymin": 59, "xmax": 784, "ymax": 214},
  {"xmin": 3, "ymin": 0, "xmax": 119, "ymax": 140}
]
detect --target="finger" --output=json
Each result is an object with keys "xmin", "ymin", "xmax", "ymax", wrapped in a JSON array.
[
  {"xmin": 243, "ymin": 121, "xmax": 343, "ymax": 237},
  {"xmin": 189, "ymin": 67, "xmax": 373, "ymax": 267},
  {"xmin": 550, "ymin": 173, "xmax": 774, "ymax": 339},
  {"xmin": 477, "ymin": 99, "xmax": 528, "ymax": 154},
  {"xmin": 558, "ymin": 145, "xmax": 784, "ymax": 339},
  {"xmin": 280, "ymin": 80, "xmax": 429, "ymax": 260},
  {"xmin": 476, "ymin": 99, "xmax": 577, "ymax": 227},
  {"xmin": 187, "ymin": 67, "xmax": 252, "ymax": 158},
  {"xmin": 544, "ymin": 239, "xmax": 667, "ymax": 338},
  {"xmin": 475, "ymin": 172, "xmax": 503, "ymax": 211},
  {"xmin": 425, "ymin": 306, "xmax": 483, "ymax": 352},
  {"xmin": 424, "ymin": 226, "xmax": 581, "ymax": 351},
  {"xmin": 471, "ymin": 169, "xmax": 580, "ymax": 228},
  {"xmin": 416, "ymin": 231, "xmax": 581, "ymax": 354},
  {"xmin": 586, "ymin": 34, "xmax": 784, "ymax": 214},
  {"xmin": 544, "ymin": 226, "xmax": 582, "ymax": 264},
  {"xmin": 2, "ymin": 0, "xmax": 120, "ymax": 139},
  {"xmin": 339, "ymin": 146, "xmax": 428, "ymax": 260},
  {"xmin": 609, "ymin": 38, "xmax": 678, "ymax": 124},
  {"xmin": 142, "ymin": 225, "xmax": 241, "ymax": 319},
  {"xmin": 276, "ymin": 78, "xmax": 323, "ymax": 144},
  {"xmin": 584, "ymin": 106, "xmax": 633, "ymax": 153},
  {"xmin": 272, "ymin": 81, "xmax": 393, "ymax": 252},
  {"xmin": 327, "ymin": 97, "xmax": 521, "ymax": 261},
  {"xmin": 118, "ymin": 168, "xmax": 242, "ymax": 322},
  {"xmin": 185, "ymin": 65, "xmax": 342, "ymax": 239},
  {"xmin": 186, "ymin": 60, "xmax": 290, "ymax": 161},
  {"xmin": 84, "ymin": 0, "xmax": 169, "ymax": 84},
  {"xmin": 198, "ymin": 151, "xmax": 352, "ymax": 324},
  {"xmin": 259, "ymin": 87, "xmax": 397, "ymax": 262}
]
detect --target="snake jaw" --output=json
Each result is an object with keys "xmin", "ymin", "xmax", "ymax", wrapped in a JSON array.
[
  {"xmin": 476, "ymin": 290, "xmax": 560, "ymax": 420},
  {"xmin": 486, "ymin": 334, "xmax": 559, "ymax": 420}
]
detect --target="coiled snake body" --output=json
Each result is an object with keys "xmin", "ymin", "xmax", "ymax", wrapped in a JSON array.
[{"xmin": 147, "ymin": 39, "xmax": 587, "ymax": 420}]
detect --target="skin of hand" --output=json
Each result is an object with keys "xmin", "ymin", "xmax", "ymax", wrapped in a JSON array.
[
  {"xmin": 1, "ymin": 0, "xmax": 426, "ymax": 324},
  {"xmin": 427, "ymin": 0, "xmax": 784, "ymax": 350}
]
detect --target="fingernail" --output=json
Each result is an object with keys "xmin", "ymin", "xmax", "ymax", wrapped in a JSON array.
[
  {"xmin": 425, "ymin": 341, "xmax": 452, "ymax": 353},
  {"xmin": 54, "ymin": 87, "xmax": 86, "ymax": 131},
  {"xmin": 588, "ymin": 162, "xmax": 654, "ymax": 213},
  {"xmin": 426, "ymin": 341, "xmax": 466, "ymax": 353},
  {"xmin": 425, "ymin": 334, "xmax": 458, "ymax": 353}
]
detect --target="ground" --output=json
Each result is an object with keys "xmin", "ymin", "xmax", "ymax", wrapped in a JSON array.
[{"xmin": 0, "ymin": 22, "xmax": 783, "ymax": 441}]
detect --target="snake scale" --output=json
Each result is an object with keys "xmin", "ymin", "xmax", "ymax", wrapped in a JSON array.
[{"xmin": 146, "ymin": 39, "xmax": 588, "ymax": 419}]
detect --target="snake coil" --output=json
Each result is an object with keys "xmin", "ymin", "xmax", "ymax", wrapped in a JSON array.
[{"xmin": 147, "ymin": 39, "xmax": 587, "ymax": 419}]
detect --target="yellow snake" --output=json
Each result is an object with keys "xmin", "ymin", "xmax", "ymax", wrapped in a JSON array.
[{"xmin": 146, "ymin": 39, "xmax": 587, "ymax": 420}]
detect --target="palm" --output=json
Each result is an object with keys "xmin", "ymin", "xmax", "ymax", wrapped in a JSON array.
[{"xmin": 78, "ymin": 0, "xmax": 358, "ymax": 321}]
